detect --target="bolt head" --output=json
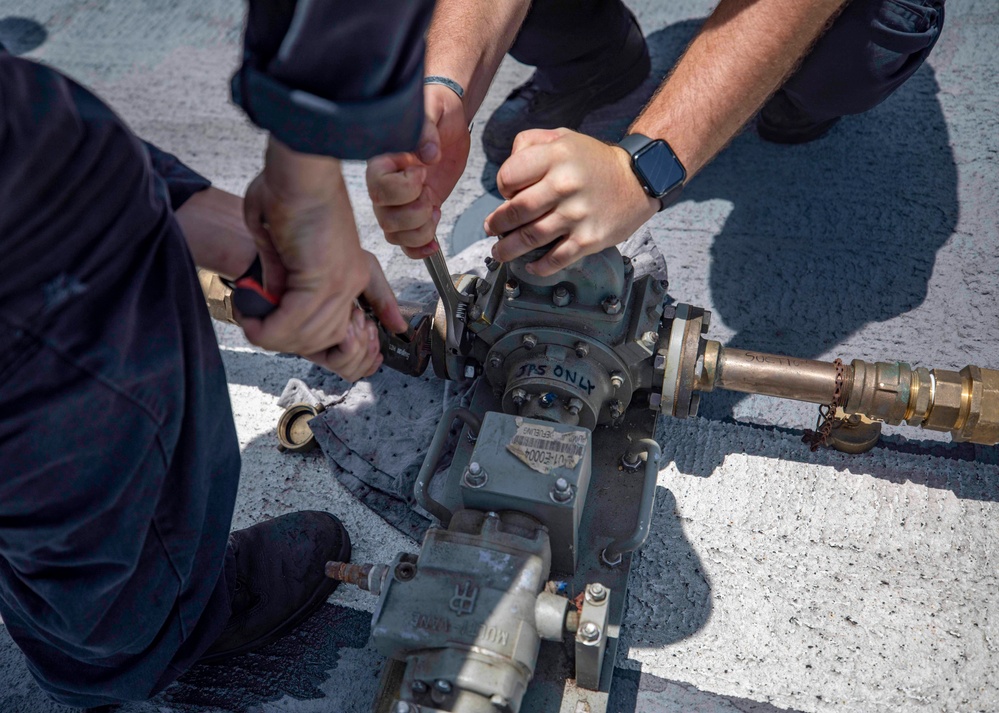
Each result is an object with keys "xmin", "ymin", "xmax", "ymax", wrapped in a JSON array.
[
  {"xmin": 412, "ymin": 680, "xmax": 429, "ymax": 694},
  {"xmin": 587, "ymin": 582, "xmax": 607, "ymax": 603},
  {"xmin": 643, "ymin": 331, "xmax": 658, "ymax": 346},
  {"xmin": 464, "ymin": 364, "xmax": 477, "ymax": 379},
  {"xmin": 511, "ymin": 388, "xmax": 527, "ymax": 405},
  {"xmin": 610, "ymin": 372, "xmax": 625, "ymax": 389},
  {"xmin": 522, "ymin": 333, "xmax": 538, "ymax": 349},
  {"xmin": 552, "ymin": 285, "xmax": 572, "ymax": 307},
  {"xmin": 580, "ymin": 621, "xmax": 601, "ymax": 642},
  {"xmin": 488, "ymin": 354, "xmax": 503, "ymax": 368},
  {"xmin": 567, "ymin": 397, "xmax": 584, "ymax": 416},
  {"xmin": 602, "ymin": 295, "xmax": 622, "ymax": 315},
  {"xmin": 394, "ymin": 701, "xmax": 416, "ymax": 713},
  {"xmin": 468, "ymin": 462, "xmax": 481, "ymax": 475},
  {"xmin": 504, "ymin": 280, "xmax": 520, "ymax": 298},
  {"xmin": 434, "ymin": 679, "xmax": 453, "ymax": 694},
  {"xmin": 551, "ymin": 479, "xmax": 573, "ymax": 502},
  {"xmin": 574, "ymin": 341, "xmax": 589, "ymax": 358}
]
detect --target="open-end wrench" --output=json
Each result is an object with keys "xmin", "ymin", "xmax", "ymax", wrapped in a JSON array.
[{"xmin": 423, "ymin": 239, "xmax": 474, "ymax": 354}]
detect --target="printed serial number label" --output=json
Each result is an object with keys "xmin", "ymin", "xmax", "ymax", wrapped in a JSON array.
[{"xmin": 507, "ymin": 423, "xmax": 587, "ymax": 475}]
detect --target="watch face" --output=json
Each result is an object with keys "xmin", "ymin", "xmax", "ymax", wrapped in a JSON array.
[{"xmin": 634, "ymin": 141, "xmax": 686, "ymax": 198}]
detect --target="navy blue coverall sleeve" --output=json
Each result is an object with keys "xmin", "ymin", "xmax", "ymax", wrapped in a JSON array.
[{"xmin": 233, "ymin": 0, "xmax": 435, "ymax": 159}]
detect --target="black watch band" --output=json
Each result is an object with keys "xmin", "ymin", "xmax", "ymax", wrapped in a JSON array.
[{"xmin": 618, "ymin": 133, "xmax": 686, "ymax": 212}]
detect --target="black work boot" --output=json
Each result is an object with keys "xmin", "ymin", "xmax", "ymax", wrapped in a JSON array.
[
  {"xmin": 198, "ymin": 510, "xmax": 351, "ymax": 664},
  {"xmin": 756, "ymin": 89, "xmax": 841, "ymax": 144},
  {"xmin": 482, "ymin": 12, "xmax": 651, "ymax": 165}
]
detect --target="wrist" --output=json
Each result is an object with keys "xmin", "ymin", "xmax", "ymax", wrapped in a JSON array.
[
  {"xmin": 613, "ymin": 147, "xmax": 661, "ymax": 219},
  {"xmin": 617, "ymin": 133, "xmax": 686, "ymax": 212},
  {"xmin": 424, "ymin": 80, "xmax": 469, "ymax": 124},
  {"xmin": 263, "ymin": 136, "xmax": 344, "ymax": 206}
]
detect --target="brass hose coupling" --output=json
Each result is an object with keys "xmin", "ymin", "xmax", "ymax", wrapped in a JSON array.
[{"xmin": 846, "ymin": 360, "xmax": 999, "ymax": 445}]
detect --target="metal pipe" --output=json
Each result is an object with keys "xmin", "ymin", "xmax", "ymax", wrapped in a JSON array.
[
  {"xmin": 413, "ymin": 407, "xmax": 482, "ymax": 526},
  {"xmin": 699, "ymin": 341, "xmax": 999, "ymax": 446},
  {"xmin": 711, "ymin": 345, "xmax": 851, "ymax": 405},
  {"xmin": 601, "ymin": 439, "xmax": 661, "ymax": 566}
]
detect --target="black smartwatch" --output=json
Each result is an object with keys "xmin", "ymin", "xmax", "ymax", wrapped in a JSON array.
[{"xmin": 617, "ymin": 133, "xmax": 686, "ymax": 212}]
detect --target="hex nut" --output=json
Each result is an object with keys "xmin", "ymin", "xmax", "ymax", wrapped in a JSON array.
[
  {"xmin": 587, "ymin": 583, "xmax": 607, "ymax": 604},
  {"xmin": 923, "ymin": 369, "xmax": 965, "ymax": 432},
  {"xmin": 574, "ymin": 342, "xmax": 590, "ymax": 358},
  {"xmin": 522, "ymin": 333, "xmax": 538, "ymax": 350},
  {"xmin": 952, "ymin": 366, "xmax": 999, "ymax": 444},
  {"xmin": 511, "ymin": 388, "xmax": 528, "ymax": 405},
  {"xmin": 602, "ymin": 295, "xmax": 622, "ymax": 315},
  {"xmin": 552, "ymin": 285, "xmax": 572, "ymax": 307},
  {"xmin": 610, "ymin": 372, "xmax": 625, "ymax": 389},
  {"xmin": 579, "ymin": 621, "xmax": 601, "ymax": 642}
]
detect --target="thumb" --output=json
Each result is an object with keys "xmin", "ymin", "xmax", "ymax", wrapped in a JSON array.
[
  {"xmin": 361, "ymin": 252, "xmax": 407, "ymax": 334},
  {"xmin": 416, "ymin": 109, "xmax": 442, "ymax": 166},
  {"xmin": 242, "ymin": 177, "xmax": 287, "ymax": 299}
]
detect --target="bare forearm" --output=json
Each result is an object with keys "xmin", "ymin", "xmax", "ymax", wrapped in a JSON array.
[
  {"xmin": 174, "ymin": 187, "xmax": 256, "ymax": 279},
  {"xmin": 426, "ymin": 0, "xmax": 531, "ymax": 121},
  {"xmin": 632, "ymin": 0, "xmax": 848, "ymax": 177}
]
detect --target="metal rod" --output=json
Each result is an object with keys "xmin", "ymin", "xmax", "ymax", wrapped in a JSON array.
[
  {"xmin": 601, "ymin": 439, "xmax": 661, "ymax": 566},
  {"xmin": 713, "ymin": 346, "xmax": 850, "ymax": 405},
  {"xmin": 413, "ymin": 407, "xmax": 482, "ymax": 527}
]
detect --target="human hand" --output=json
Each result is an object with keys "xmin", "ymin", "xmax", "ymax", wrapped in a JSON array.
[
  {"xmin": 366, "ymin": 83, "xmax": 470, "ymax": 258},
  {"xmin": 240, "ymin": 138, "xmax": 407, "ymax": 381},
  {"xmin": 484, "ymin": 128, "xmax": 661, "ymax": 276}
]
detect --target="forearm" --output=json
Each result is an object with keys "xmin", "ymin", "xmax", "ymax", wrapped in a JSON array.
[
  {"xmin": 632, "ymin": 0, "xmax": 848, "ymax": 178},
  {"xmin": 174, "ymin": 187, "xmax": 256, "ymax": 279},
  {"xmin": 426, "ymin": 0, "xmax": 531, "ymax": 122}
]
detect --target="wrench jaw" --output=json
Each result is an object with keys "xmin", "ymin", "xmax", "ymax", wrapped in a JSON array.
[{"xmin": 423, "ymin": 244, "xmax": 474, "ymax": 355}]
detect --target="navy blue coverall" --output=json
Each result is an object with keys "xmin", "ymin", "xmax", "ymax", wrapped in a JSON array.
[{"xmin": 0, "ymin": 1, "xmax": 431, "ymax": 706}]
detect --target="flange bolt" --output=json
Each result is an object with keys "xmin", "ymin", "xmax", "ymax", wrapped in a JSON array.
[
  {"xmin": 551, "ymin": 477, "xmax": 573, "ymax": 502},
  {"xmin": 580, "ymin": 621, "xmax": 601, "ymax": 642},
  {"xmin": 602, "ymin": 295, "xmax": 622, "ymax": 315}
]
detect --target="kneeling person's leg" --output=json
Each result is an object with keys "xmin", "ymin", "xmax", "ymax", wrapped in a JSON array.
[
  {"xmin": 0, "ymin": 53, "xmax": 239, "ymax": 706},
  {"xmin": 760, "ymin": 0, "xmax": 945, "ymax": 143}
]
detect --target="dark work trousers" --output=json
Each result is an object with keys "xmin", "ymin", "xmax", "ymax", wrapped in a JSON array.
[
  {"xmin": 510, "ymin": 0, "xmax": 946, "ymax": 121},
  {"xmin": 0, "ymin": 53, "xmax": 239, "ymax": 706}
]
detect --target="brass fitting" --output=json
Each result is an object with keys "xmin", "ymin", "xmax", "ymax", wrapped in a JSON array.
[
  {"xmin": 692, "ymin": 342, "xmax": 999, "ymax": 447},
  {"xmin": 197, "ymin": 269, "xmax": 237, "ymax": 324},
  {"xmin": 843, "ymin": 361, "xmax": 999, "ymax": 445}
]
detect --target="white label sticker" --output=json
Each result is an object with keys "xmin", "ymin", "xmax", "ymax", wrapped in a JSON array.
[{"xmin": 507, "ymin": 423, "xmax": 587, "ymax": 475}]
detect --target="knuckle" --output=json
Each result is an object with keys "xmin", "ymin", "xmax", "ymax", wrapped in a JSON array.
[{"xmin": 520, "ymin": 226, "xmax": 543, "ymax": 247}]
